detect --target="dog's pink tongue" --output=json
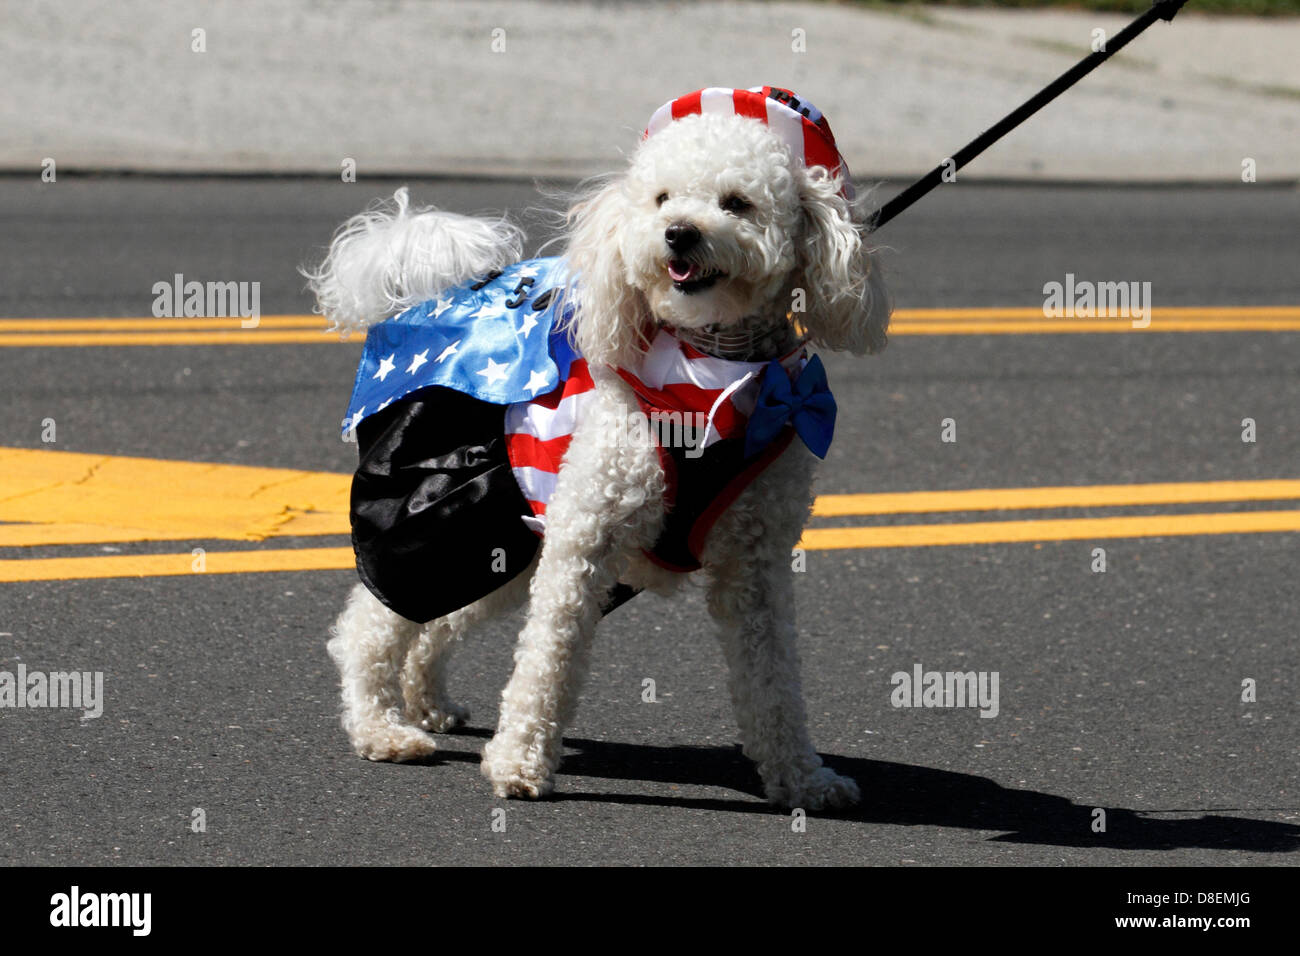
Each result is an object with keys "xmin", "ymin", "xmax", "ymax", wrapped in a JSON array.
[{"xmin": 668, "ymin": 260, "xmax": 698, "ymax": 282}]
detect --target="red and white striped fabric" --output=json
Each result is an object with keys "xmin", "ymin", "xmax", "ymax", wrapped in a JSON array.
[
  {"xmin": 503, "ymin": 357, "xmax": 598, "ymax": 532},
  {"xmin": 503, "ymin": 328, "xmax": 803, "ymax": 534},
  {"xmin": 643, "ymin": 86, "xmax": 853, "ymax": 199}
]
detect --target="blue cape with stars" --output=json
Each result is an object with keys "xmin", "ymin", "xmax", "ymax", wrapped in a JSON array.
[{"xmin": 343, "ymin": 257, "xmax": 578, "ymax": 434}]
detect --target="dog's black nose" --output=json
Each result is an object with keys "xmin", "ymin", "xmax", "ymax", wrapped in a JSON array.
[{"xmin": 665, "ymin": 222, "xmax": 701, "ymax": 253}]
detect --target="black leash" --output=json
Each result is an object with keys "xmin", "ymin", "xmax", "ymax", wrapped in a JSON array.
[{"xmin": 870, "ymin": 0, "xmax": 1191, "ymax": 231}]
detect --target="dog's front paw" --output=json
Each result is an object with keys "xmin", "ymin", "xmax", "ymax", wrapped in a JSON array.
[
  {"xmin": 480, "ymin": 736, "xmax": 555, "ymax": 800},
  {"xmin": 768, "ymin": 766, "xmax": 861, "ymax": 812}
]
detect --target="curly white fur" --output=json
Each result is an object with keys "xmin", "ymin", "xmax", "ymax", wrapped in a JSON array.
[
  {"xmin": 301, "ymin": 186, "xmax": 523, "ymax": 335},
  {"xmin": 312, "ymin": 109, "xmax": 891, "ymax": 810}
]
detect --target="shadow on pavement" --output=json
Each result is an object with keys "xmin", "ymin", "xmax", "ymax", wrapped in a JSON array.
[{"xmin": 434, "ymin": 729, "xmax": 1300, "ymax": 853}]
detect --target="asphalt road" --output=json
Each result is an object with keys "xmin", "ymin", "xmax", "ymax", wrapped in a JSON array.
[{"xmin": 1, "ymin": 176, "xmax": 1297, "ymax": 865}]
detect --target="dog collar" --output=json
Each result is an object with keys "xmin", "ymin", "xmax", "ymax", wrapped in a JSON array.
[{"xmin": 674, "ymin": 320, "xmax": 802, "ymax": 363}]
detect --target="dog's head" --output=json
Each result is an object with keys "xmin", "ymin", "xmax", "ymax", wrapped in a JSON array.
[{"xmin": 562, "ymin": 87, "xmax": 891, "ymax": 368}]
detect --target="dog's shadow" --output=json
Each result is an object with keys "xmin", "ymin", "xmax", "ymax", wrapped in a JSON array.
[{"xmin": 435, "ymin": 728, "xmax": 1300, "ymax": 852}]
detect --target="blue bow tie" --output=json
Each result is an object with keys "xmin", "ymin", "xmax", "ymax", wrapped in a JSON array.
[{"xmin": 743, "ymin": 355, "xmax": 837, "ymax": 459}]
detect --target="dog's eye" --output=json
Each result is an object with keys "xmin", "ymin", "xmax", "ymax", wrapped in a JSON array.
[
  {"xmin": 655, "ymin": 192, "xmax": 668, "ymax": 207},
  {"xmin": 720, "ymin": 194, "xmax": 752, "ymax": 215}
]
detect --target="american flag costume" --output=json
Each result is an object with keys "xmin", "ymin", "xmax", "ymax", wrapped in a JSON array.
[{"xmin": 343, "ymin": 87, "xmax": 844, "ymax": 623}]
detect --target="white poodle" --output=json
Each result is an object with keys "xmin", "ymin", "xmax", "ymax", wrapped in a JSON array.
[{"xmin": 305, "ymin": 86, "xmax": 890, "ymax": 810}]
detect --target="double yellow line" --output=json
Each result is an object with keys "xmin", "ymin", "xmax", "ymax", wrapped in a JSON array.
[
  {"xmin": 892, "ymin": 305, "xmax": 1300, "ymax": 335},
  {"xmin": 3, "ymin": 306, "xmax": 1299, "ymax": 347},
  {"xmin": 0, "ymin": 315, "xmax": 332, "ymax": 347},
  {"xmin": 805, "ymin": 480, "xmax": 1300, "ymax": 550},
  {"xmin": 1, "ymin": 448, "xmax": 1296, "ymax": 582}
]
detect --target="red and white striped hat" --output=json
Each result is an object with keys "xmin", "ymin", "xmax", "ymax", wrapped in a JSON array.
[{"xmin": 644, "ymin": 86, "xmax": 853, "ymax": 199}]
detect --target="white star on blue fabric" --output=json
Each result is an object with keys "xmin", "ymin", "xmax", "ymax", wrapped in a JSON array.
[
  {"xmin": 516, "ymin": 263, "xmax": 540, "ymax": 279},
  {"xmin": 476, "ymin": 357, "xmax": 509, "ymax": 385},
  {"xmin": 373, "ymin": 354, "xmax": 396, "ymax": 381},
  {"xmin": 523, "ymin": 368, "xmax": 551, "ymax": 397},
  {"xmin": 517, "ymin": 311, "xmax": 539, "ymax": 339},
  {"xmin": 406, "ymin": 349, "xmax": 429, "ymax": 374},
  {"xmin": 469, "ymin": 302, "xmax": 499, "ymax": 320},
  {"xmin": 431, "ymin": 297, "xmax": 454, "ymax": 318},
  {"xmin": 435, "ymin": 340, "xmax": 461, "ymax": 363}
]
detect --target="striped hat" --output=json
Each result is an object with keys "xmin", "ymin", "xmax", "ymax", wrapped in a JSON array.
[{"xmin": 644, "ymin": 86, "xmax": 853, "ymax": 199}]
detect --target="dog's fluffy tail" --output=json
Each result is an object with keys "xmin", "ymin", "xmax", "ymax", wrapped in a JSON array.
[{"xmin": 302, "ymin": 187, "xmax": 524, "ymax": 334}]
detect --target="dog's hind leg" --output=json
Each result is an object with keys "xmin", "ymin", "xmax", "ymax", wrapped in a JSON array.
[
  {"xmin": 328, "ymin": 583, "xmax": 438, "ymax": 761},
  {"xmin": 401, "ymin": 555, "xmax": 538, "ymax": 733},
  {"xmin": 401, "ymin": 614, "xmax": 470, "ymax": 733}
]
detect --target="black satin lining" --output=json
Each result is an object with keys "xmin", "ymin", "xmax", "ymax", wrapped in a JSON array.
[{"xmin": 350, "ymin": 388, "xmax": 540, "ymax": 623}]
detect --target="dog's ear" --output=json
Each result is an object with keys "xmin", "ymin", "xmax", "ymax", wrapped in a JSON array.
[
  {"xmin": 560, "ymin": 177, "xmax": 652, "ymax": 368},
  {"xmin": 794, "ymin": 170, "xmax": 891, "ymax": 355}
]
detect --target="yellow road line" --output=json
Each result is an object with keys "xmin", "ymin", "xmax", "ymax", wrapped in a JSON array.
[
  {"xmin": 14, "ymin": 322, "xmax": 1300, "ymax": 346},
  {"xmin": 0, "ymin": 330, "xmax": 343, "ymax": 347},
  {"xmin": 7, "ymin": 307, "xmax": 1298, "ymax": 330},
  {"xmin": 799, "ymin": 510, "xmax": 1300, "ymax": 550},
  {"xmin": 896, "ymin": 306, "xmax": 1300, "ymax": 320},
  {"xmin": 8, "ymin": 444, "xmax": 1296, "ymax": 546},
  {"xmin": 0, "ymin": 447, "xmax": 349, "ymax": 546},
  {"xmin": 894, "ymin": 319, "xmax": 1300, "ymax": 334},
  {"xmin": 4, "ymin": 509, "xmax": 1296, "ymax": 583},
  {"xmin": 1, "ymin": 307, "xmax": 1298, "ymax": 346},
  {"xmin": 0, "ymin": 315, "xmax": 325, "ymax": 332},
  {"xmin": 0, "ymin": 547, "xmax": 355, "ymax": 582},
  {"xmin": 813, "ymin": 479, "xmax": 1300, "ymax": 517},
  {"xmin": 0, "ymin": 512, "xmax": 347, "ymax": 548},
  {"xmin": 3, "ymin": 448, "xmax": 1297, "ymax": 581}
]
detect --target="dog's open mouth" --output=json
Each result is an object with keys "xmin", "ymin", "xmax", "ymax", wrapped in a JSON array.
[{"xmin": 668, "ymin": 259, "xmax": 724, "ymax": 294}]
